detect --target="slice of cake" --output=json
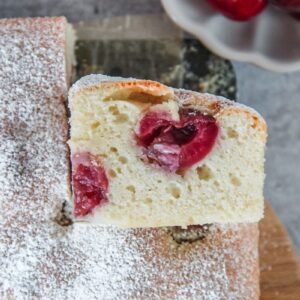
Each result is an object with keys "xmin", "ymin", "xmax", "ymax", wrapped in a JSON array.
[{"xmin": 68, "ymin": 75, "xmax": 267, "ymax": 227}]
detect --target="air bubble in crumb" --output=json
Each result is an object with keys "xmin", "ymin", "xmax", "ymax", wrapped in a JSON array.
[
  {"xmin": 126, "ymin": 185, "xmax": 136, "ymax": 194},
  {"xmin": 119, "ymin": 156, "xmax": 128, "ymax": 164},
  {"xmin": 230, "ymin": 174, "xmax": 241, "ymax": 186},
  {"xmin": 197, "ymin": 165, "xmax": 213, "ymax": 181},
  {"xmin": 108, "ymin": 169, "xmax": 117, "ymax": 178},
  {"xmin": 110, "ymin": 147, "xmax": 118, "ymax": 153},
  {"xmin": 109, "ymin": 106, "xmax": 119, "ymax": 115},
  {"xmin": 115, "ymin": 114, "xmax": 129, "ymax": 123},
  {"xmin": 168, "ymin": 185, "xmax": 181, "ymax": 199},
  {"xmin": 227, "ymin": 128, "xmax": 239, "ymax": 138},
  {"xmin": 90, "ymin": 121, "xmax": 100, "ymax": 129},
  {"xmin": 144, "ymin": 198, "xmax": 153, "ymax": 204},
  {"xmin": 214, "ymin": 181, "xmax": 220, "ymax": 187}
]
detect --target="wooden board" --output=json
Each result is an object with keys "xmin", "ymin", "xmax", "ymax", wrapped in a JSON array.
[{"xmin": 260, "ymin": 203, "xmax": 300, "ymax": 299}]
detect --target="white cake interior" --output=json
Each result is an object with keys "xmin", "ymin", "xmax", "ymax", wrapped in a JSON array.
[{"xmin": 69, "ymin": 77, "xmax": 266, "ymax": 227}]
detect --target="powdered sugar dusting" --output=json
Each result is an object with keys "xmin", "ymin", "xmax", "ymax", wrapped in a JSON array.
[
  {"xmin": 34, "ymin": 224, "xmax": 258, "ymax": 300},
  {"xmin": 0, "ymin": 17, "xmax": 70, "ymax": 298},
  {"xmin": 0, "ymin": 22, "xmax": 258, "ymax": 299}
]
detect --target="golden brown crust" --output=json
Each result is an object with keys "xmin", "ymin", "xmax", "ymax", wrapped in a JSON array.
[
  {"xmin": 174, "ymin": 89, "xmax": 232, "ymax": 114},
  {"xmin": 174, "ymin": 89, "xmax": 267, "ymax": 141},
  {"xmin": 72, "ymin": 78, "xmax": 174, "ymax": 101},
  {"xmin": 70, "ymin": 76, "xmax": 267, "ymax": 142},
  {"xmin": 218, "ymin": 107, "xmax": 267, "ymax": 141}
]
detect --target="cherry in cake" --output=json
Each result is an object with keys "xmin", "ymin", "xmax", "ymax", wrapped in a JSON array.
[
  {"xmin": 68, "ymin": 75, "xmax": 266, "ymax": 227},
  {"xmin": 135, "ymin": 109, "xmax": 219, "ymax": 172},
  {"xmin": 72, "ymin": 152, "xmax": 108, "ymax": 217}
]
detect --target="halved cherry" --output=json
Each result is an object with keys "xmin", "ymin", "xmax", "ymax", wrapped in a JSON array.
[
  {"xmin": 147, "ymin": 143, "xmax": 181, "ymax": 172},
  {"xmin": 135, "ymin": 109, "xmax": 219, "ymax": 172},
  {"xmin": 72, "ymin": 152, "xmax": 108, "ymax": 217},
  {"xmin": 136, "ymin": 111, "xmax": 172, "ymax": 146},
  {"xmin": 179, "ymin": 114, "xmax": 219, "ymax": 169}
]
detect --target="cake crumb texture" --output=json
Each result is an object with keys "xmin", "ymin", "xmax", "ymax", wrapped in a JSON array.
[{"xmin": 69, "ymin": 75, "xmax": 266, "ymax": 227}]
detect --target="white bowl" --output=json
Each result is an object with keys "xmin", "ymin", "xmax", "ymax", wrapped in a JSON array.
[{"xmin": 161, "ymin": 0, "xmax": 300, "ymax": 73}]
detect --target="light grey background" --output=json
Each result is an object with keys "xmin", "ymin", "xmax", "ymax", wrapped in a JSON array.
[{"xmin": 0, "ymin": 0, "xmax": 299, "ymax": 252}]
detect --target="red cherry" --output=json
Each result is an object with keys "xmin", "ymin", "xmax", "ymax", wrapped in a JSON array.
[
  {"xmin": 135, "ymin": 109, "xmax": 219, "ymax": 172},
  {"xmin": 179, "ymin": 115, "xmax": 219, "ymax": 169},
  {"xmin": 72, "ymin": 153, "xmax": 108, "ymax": 217},
  {"xmin": 147, "ymin": 143, "xmax": 181, "ymax": 172},
  {"xmin": 136, "ymin": 111, "xmax": 172, "ymax": 146},
  {"xmin": 208, "ymin": 0, "xmax": 267, "ymax": 21}
]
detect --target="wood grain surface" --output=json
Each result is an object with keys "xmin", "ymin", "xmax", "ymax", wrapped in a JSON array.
[{"xmin": 260, "ymin": 203, "xmax": 300, "ymax": 299}]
